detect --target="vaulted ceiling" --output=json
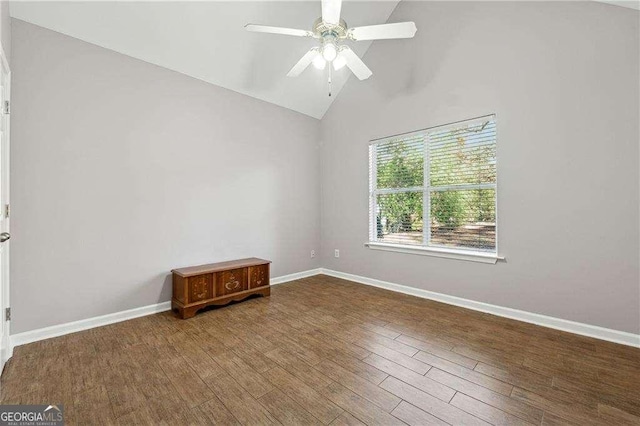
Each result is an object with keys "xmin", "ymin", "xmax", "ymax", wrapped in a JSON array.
[
  {"xmin": 10, "ymin": 1, "xmax": 638, "ymax": 119},
  {"xmin": 10, "ymin": 1, "xmax": 400, "ymax": 119}
]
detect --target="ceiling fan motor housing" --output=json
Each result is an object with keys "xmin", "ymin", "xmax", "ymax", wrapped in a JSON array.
[{"xmin": 313, "ymin": 18, "xmax": 348, "ymax": 39}]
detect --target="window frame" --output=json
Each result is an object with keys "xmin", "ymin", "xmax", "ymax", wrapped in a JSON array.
[{"xmin": 367, "ymin": 115, "xmax": 503, "ymax": 264}]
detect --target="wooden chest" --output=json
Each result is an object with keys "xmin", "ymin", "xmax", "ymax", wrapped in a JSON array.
[{"xmin": 171, "ymin": 257, "xmax": 271, "ymax": 319}]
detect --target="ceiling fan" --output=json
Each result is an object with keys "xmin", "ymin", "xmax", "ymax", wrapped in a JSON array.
[{"xmin": 245, "ymin": 0, "xmax": 417, "ymax": 94}]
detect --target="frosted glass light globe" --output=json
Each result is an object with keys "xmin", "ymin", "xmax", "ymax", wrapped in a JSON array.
[
  {"xmin": 322, "ymin": 43, "xmax": 337, "ymax": 62},
  {"xmin": 333, "ymin": 54, "xmax": 346, "ymax": 70},
  {"xmin": 313, "ymin": 55, "xmax": 327, "ymax": 70}
]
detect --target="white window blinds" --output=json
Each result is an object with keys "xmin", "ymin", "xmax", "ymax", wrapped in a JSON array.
[{"xmin": 369, "ymin": 115, "xmax": 497, "ymax": 253}]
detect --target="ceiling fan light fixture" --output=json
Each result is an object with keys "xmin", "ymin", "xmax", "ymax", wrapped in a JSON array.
[
  {"xmin": 322, "ymin": 42, "xmax": 337, "ymax": 62},
  {"xmin": 313, "ymin": 54, "xmax": 327, "ymax": 70},
  {"xmin": 333, "ymin": 53, "xmax": 346, "ymax": 70}
]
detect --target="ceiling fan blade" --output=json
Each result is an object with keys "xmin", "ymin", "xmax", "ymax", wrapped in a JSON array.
[
  {"xmin": 287, "ymin": 49, "xmax": 319, "ymax": 77},
  {"xmin": 349, "ymin": 22, "xmax": 417, "ymax": 41},
  {"xmin": 340, "ymin": 47, "xmax": 372, "ymax": 80},
  {"xmin": 322, "ymin": 0, "xmax": 342, "ymax": 25},
  {"xmin": 245, "ymin": 24, "xmax": 313, "ymax": 38}
]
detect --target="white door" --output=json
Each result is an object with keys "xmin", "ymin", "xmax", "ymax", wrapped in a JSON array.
[{"xmin": 0, "ymin": 46, "xmax": 10, "ymax": 372}]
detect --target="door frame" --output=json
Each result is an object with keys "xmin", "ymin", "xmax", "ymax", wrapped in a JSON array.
[{"xmin": 0, "ymin": 43, "xmax": 11, "ymax": 370}]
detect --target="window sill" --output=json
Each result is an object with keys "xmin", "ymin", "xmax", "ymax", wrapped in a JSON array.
[{"xmin": 364, "ymin": 242, "xmax": 505, "ymax": 264}]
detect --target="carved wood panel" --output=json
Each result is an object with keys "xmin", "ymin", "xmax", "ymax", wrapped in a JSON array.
[
  {"xmin": 216, "ymin": 268, "xmax": 248, "ymax": 296},
  {"xmin": 188, "ymin": 274, "xmax": 212, "ymax": 302},
  {"xmin": 249, "ymin": 265, "xmax": 269, "ymax": 288}
]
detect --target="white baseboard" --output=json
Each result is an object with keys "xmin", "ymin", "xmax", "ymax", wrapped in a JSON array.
[
  {"xmin": 10, "ymin": 301, "xmax": 173, "ymax": 351},
  {"xmin": 319, "ymin": 268, "xmax": 640, "ymax": 348},
  {"xmin": 10, "ymin": 267, "xmax": 639, "ymax": 351},
  {"xmin": 271, "ymin": 268, "xmax": 322, "ymax": 285},
  {"xmin": 9, "ymin": 268, "xmax": 322, "ymax": 350}
]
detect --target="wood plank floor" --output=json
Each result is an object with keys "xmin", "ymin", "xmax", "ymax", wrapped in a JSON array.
[{"xmin": 2, "ymin": 275, "xmax": 639, "ymax": 425}]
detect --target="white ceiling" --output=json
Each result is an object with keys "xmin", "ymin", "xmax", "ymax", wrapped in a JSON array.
[
  {"xmin": 10, "ymin": 1, "xmax": 400, "ymax": 119},
  {"xmin": 10, "ymin": 1, "xmax": 637, "ymax": 118},
  {"xmin": 597, "ymin": 0, "xmax": 640, "ymax": 9}
]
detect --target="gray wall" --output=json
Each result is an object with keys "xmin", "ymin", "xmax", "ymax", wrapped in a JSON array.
[
  {"xmin": 10, "ymin": 2, "xmax": 640, "ymax": 336},
  {"xmin": 11, "ymin": 20, "xmax": 321, "ymax": 334},
  {"xmin": 320, "ymin": 2, "xmax": 640, "ymax": 334}
]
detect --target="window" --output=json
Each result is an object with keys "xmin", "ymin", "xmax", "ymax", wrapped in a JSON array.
[{"xmin": 368, "ymin": 115, "xmax": 497, "ymax": 259}]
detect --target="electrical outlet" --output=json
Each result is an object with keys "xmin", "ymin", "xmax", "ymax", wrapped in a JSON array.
[
  {"xmin": 334, "ymin": 249, "xmax": 340, "ymax": 258},
  {"xmin": 310, "ymin": 250, "xmax": 316, "ymax": 258}
]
